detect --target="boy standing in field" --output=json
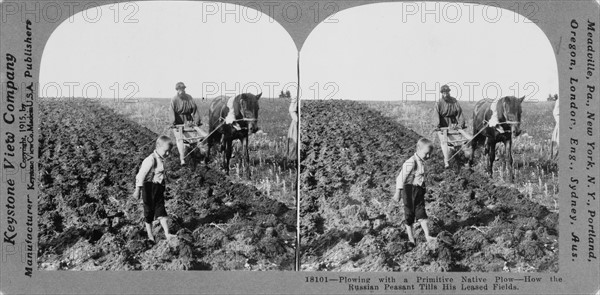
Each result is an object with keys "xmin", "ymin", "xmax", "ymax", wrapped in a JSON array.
[
  {"xmin": 393, "ymin": 138, "xmax": 436, "ymax": 247},
  {"xmin": 133, "ymin": 135, "xmax": 176, "ymax": 242}
]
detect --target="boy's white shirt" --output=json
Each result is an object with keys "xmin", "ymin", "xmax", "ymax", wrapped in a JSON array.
[
  {"xmin": 135, "ymin": 151, "xmax": 166, "ymax": 187},
  {"xmin": 395, "ymin": 154, "xmax": 425, "ymax": 190}
]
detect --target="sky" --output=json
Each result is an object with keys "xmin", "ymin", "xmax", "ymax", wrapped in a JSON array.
[
  {"xmin": 300, "ymin": 2, "xmax": 559, "ymax": 101},
  {"xmin": 39, "ymin": 1, "xmax": 298, "ymax": 99},
  {"xmin": 40, "ymin": 1, "xmax": 560, "ymax": 102}
]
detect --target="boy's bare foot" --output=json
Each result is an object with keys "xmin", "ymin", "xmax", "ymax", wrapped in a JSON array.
[
  {"xmin": 166, "ymin": 234, "xmax": 177, "ymax": 240},
  {"xmin": 426, "ymin": 236, "xmax": 437, "ymax": 243}
]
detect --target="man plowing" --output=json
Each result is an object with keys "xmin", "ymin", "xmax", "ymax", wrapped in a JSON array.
[
  {"xmin": 170, "ymin": 82, "xmax": 209, "ymax": 165},
  {"xmin": 434, "ymin": 84, "xmax": 471, "ymax": 168}
]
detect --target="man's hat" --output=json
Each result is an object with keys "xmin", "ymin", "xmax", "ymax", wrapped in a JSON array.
[
  {"xmin": 440, "ymin": 85, "xmax": 451, "ymax": 93},
  {"xmin": 175, "ymin": 82, "xmax": 186, "ymax": 90}
]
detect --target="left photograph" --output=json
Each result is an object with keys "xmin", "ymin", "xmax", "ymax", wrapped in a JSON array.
[{"xmin": 38, "ymin": 2, "xmax": 298, "ymax": 270}]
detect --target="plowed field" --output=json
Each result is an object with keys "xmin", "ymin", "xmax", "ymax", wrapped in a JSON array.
[
  {"xmin": 39, "ymin": 101, "xmax": 295, "ymax": 271},
  {"xmin": 300, "ymin": 100, "xmax": 558, "ymax": 272}
]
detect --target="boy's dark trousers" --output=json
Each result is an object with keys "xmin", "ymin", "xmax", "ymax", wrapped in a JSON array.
[
  {"xmin": 142, "ymin": 182, "xmax": 167, "ymax": 224},
  {"xmin": 403, "ymin": 184, "xmax": 427, "ymax": 226}
]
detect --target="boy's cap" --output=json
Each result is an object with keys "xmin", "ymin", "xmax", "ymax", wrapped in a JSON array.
[{"xmin": 175, "ymin": 82, "xmax": 186, "ymax": 90}]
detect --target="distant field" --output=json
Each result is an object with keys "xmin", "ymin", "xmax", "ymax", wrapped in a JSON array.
[
  {"xmin": 365, "ymin": 100, "xmax": 558, "ymax": 210},
  {"xmin": 101, "ymin": 97, "xmax": 296, "ymax": 209}
]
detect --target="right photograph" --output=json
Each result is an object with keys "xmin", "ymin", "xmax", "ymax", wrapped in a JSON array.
[{"xmin": 299, "ymin": 2, "xmax": 559, "ymax": 272}]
